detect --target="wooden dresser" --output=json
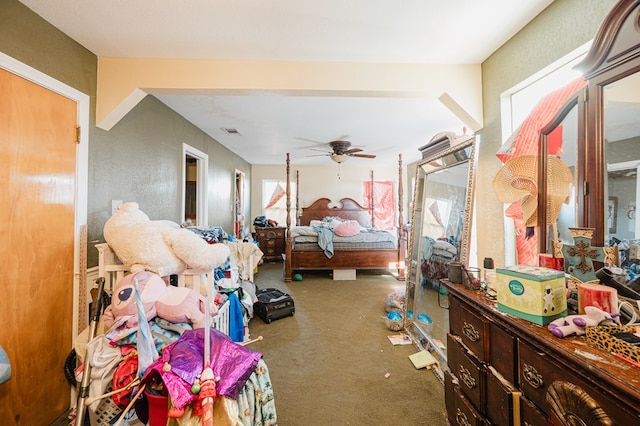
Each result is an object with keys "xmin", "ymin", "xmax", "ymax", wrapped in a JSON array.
[
  {"xmin": 255, "ymin": 227, "xmax": 286, "ymax": 262},
  {"xmin": 443, "ymin": 280, "xmax": 640, "ymax": 425}
]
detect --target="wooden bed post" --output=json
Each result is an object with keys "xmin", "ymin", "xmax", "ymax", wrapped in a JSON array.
[
  {"xmin": 370, "ymin": 170, "xmax": 375, "ymax": 229},
  {"xmin": 296, "ymin": 170, "xmax": 300, "ymax": 226},
  {"xmin": 397, "ymin": 153, "xmax": 405, "ymax": 281},
  {"xmin": 285, "ymin": 153, "xmax": 292, "ymax": 282}
]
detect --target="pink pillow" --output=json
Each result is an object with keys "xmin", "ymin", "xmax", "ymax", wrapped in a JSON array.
[{"xmin": 334, "ymin": 220, "xmax": 360, "ymax": 237}]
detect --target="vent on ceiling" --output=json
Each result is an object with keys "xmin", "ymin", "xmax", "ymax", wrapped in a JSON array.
[{"xmin": 222, "ymin": 128, "xmax": 242, "ymax": 135}]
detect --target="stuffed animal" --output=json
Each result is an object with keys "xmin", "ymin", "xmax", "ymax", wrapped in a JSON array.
[
  {"xmin": 547, "ymin": 306, "xmax": 620, "ymax": 338},
  {"xmin": 104, "ymin": 202, "xmax": 230, "ymax": 276},
  {"xmin": 103, "ymin": 270, "xmax": 217, "ymax": 330}
]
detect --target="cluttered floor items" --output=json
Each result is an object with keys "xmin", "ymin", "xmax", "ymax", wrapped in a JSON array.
[
  {"xmin": 71, "ymin": 270, "xmax": 277, "ymax": 426},
  {"xmin": 70, "ymin": 202, "xmax": 276, "ymax": 425}
]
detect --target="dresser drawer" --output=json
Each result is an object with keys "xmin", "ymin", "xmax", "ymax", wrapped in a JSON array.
[
  {"xmin": 485, "ymin": 366, "xmax": 517, "ymax": 426},
  {"xmin": 517, "ymin": 339, "xmax": 579, "ymax": 412},
  {"xmin": 519, "ymin": 395, "xmax": 548, "ymax": 426},
  {"xmin": 489, "ymin": 322, "xmax": 516, "ymax": 384},
  {"xmin": 263, "ymin": 246, "xmax": 279, "ymax": 255},
  {"xmin": 519, "ymin": 337, "xmax": 639, "ymax": 425},
  {"xmin": 263, "ymin": 238, "xmax": 281, "ymax": 248},
  {"xmin": 448, "ymin": 333, "xmax": 485, "ymax": 413},
  {"xmin": 449, "ymin": 296, "xmax": 488, "ymax": 360},
  {"xmin": 445, "ymin": 370, "xmax": 457, "ymax": 422},
  {"xmin": 451, "ymin": 384, "xmax": 487, "ymax": 426},
  {"xmin": 255, "ymin": 227, "xmax": 285, "ymax": 240}
]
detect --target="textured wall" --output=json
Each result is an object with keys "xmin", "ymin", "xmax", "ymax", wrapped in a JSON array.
[
  {"xmin": 1, "ymin": 0, "xmax": 250, "ymax": 267},
  {"xmin": 476, "ymin": 0, "xmax": 618, "ymax": 268}
]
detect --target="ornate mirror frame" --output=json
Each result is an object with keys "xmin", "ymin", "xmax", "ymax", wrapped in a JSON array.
[
  {"xmin": 404, "ymin": 135, "xmax": 476, "ymax": 375},
  {"xmin": 538, "ymin": 90, "xmax": 586, "ymax": 254},
  {"xmin": 577, "ymin": 0, "xmax": 640, "ymax": 246},
  {"xmin": 537, "ymin": 0, "xmax": 640, "ymax": 286}
]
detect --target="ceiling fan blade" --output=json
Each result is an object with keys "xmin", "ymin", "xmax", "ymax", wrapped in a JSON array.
[
  {"xmin": 346, "ymin": 148, "xmax": 363, "ymax": 154},
  {"xmin": 306, "ymin": 153, "xmax": 330, "ymax": 157},
  {"xmin": 351, "ymin": 153, "xmax": 376, "ymax": 159},
  {"xmin": 310, "ymin": 148, "xmax": 330, "ymax": 153}
]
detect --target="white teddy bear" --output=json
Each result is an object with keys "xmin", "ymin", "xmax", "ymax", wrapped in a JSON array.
[{"xmin": 104, "ymin": 202, "xmax": 230, "ymax": 276}]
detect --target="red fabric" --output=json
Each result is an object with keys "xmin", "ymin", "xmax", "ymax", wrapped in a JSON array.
[
  {"xmin": 112, "ymin": 351, "xmax": 138, "ymax": 407},
  {"xmin": 363, "ymin": 181, "xmax": 395, "ymax": 230},
  {"xmin": 497, "ymin": 77, "xmax": 587, "ymax": 264},
  {"xmin": 497, "ymin": 77, "xmax": 586, "ymax": 163}
]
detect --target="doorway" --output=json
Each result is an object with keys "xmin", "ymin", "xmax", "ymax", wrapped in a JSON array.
[
  {"xmin": 182, "ymin": 144, "xmax": 208, "ymax": 226},
  {"xmin": 235, "ymin": 170, "xmax": 246, "ymax": 238}
]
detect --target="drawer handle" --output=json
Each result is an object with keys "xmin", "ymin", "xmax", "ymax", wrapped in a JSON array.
[
  {"xmin": 456, "ymin": 408, "xmax": 471, "ymax": 426},
  {"xmin": 523, "ymin": 363, "xmax": 544, "ymax": 389},
  {"xmin": 459, "ymin": 365, "xmax": 476, "ymax": 389},
  {"xmin": 462, "ymin": 322, "xmax": 480, "ymax": 342},
  {"xmin": 267, "ymin": 231, "xmax": 276, "ymax": 238}
]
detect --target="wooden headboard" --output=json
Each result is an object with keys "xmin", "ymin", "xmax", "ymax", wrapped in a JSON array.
[{"xmin": 299, "ymin": 197, "xmax": 371, "ymax": 227}]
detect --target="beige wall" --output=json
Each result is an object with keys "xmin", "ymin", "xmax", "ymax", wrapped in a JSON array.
[{"xmin": 251, "ymin": 162, "xmax": 402, "ymax": 230}]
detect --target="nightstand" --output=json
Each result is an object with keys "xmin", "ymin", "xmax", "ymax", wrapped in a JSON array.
[{"xmin": 254, "ymin": 227, "xmax": 286, "ymax": 262}]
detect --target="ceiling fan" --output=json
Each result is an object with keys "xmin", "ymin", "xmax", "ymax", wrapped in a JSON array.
[{"xmin": 310, "ymin": 140, "xmax": 377, "ymax": 163}]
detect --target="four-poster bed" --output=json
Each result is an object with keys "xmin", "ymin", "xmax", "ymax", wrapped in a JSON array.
[{"xmin": 283, "ymin": 153, "xmax": 406, "ymax": 282}]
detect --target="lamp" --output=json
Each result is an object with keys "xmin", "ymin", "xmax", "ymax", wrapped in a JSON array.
[{"xmin": 330, "ymin": 153, "xmax": 349, "ymax": 163}]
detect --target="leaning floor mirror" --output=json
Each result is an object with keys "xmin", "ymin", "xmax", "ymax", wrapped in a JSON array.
[{"xmin": 404, "ymin": 134, "xmax": 476, "ymax": 382}]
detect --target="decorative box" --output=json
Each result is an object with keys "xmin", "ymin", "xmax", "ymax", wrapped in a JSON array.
[{"xmin": 496, "ymin": 265, "xmax": 567, "ymax": 325}]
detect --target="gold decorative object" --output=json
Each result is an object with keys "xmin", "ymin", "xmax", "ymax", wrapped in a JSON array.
[{"xmin": 546, "ymin": 381, "xmax": 612, "ymax": 426}]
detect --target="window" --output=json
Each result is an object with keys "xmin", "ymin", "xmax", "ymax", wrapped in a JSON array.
[
  {"xmin": 499, "ymin": 42, "xmax": 590, "ymax": 265},
  {"xmin": 262, "ymin": 180, "xmax": 297, "ymax": 227}
]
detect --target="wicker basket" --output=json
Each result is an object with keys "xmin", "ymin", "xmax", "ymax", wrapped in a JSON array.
[{"xmin": 89, "ymin": 396, "xmax": 122, "ymax": 425}]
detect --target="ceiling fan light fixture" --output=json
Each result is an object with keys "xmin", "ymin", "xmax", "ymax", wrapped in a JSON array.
[{"xmin": 330, "ymin": 153, "xmax": 349, "ymax": 163}]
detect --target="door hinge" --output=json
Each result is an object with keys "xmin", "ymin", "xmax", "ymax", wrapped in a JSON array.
[
  {"xmin": 75, "ymin": 126, "xmax": 81, "ymax": 144},
  {"xmin": 584, "ymin": 181, "xmax": 589, "ymax": 195},
  {"xmin": 583, "ymin": 86, "xmax": 588, "ymax": 102}
]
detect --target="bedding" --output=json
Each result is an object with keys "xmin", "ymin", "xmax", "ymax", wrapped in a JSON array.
[
  {"xmin": 420, "ymin": 236, "xmax": 459, "ymax": 287},
  {"xmin": 291, "ymin": 226, "xmax": 397, "ymax": 246}
]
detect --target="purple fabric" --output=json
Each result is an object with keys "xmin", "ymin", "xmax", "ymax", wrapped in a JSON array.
[{"xmin": 143, "ymin": 328, "xmax": 262, "ymax": 408}]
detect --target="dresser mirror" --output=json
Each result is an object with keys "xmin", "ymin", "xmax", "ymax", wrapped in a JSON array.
[
  {"xmin": 563, "ymin": 0, "xmax": 640, "ymax": 290},
  {"xmin": 603, "ymin": 73, "xmax": 640, "ymax": 245},
  {"xmin": 538, "ymin": 93, "xmax": 582, "ymax": 254},
  {"xmin": 404, "ymin": 135, "xmax": 476, "ymax": 369}
]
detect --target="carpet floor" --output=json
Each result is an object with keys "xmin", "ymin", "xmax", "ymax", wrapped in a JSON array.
[
  {"xmin": 248, "ymin": 262, "xmax": 447, "ymax": 425},
  {"xmin": 54, "ymin": 262, "xmax": 448, "ymax": 425}
]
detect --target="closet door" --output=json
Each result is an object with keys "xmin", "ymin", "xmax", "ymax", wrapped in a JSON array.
[{"xmin": 0, "ymin": 68, "xmax": 77, "ymax": 424}]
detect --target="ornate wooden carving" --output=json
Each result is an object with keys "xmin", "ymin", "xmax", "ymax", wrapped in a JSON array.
[{"xmin": 546, "ymin": 381, "xmax": 613, "ymax": 426}]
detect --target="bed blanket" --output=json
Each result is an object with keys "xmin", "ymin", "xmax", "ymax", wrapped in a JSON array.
[{"xmin": 314, "ymin": 226, "xmax": 334, "ymax": 258}]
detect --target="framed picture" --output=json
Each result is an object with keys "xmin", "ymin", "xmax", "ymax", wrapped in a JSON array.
[{"xmin": 608, "ymin": 196, "xmax": 618, "ymax": 234}]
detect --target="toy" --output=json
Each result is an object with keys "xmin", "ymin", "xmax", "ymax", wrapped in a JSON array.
[
  {"xmin": 103, "ymin": 271, "xmax": 217, "ymax": 330},
  {"xmin": 104, "ymin": 202, "xmax": 230, "ymax": 276},
  {"xmin": 547, "ymin": 306, "xmax": 620, "ymax": 338}
]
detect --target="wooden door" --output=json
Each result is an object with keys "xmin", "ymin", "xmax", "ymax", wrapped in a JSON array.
[{"xmin": 0, "ymin": 68, "xmax": 77, "ymax": 424}]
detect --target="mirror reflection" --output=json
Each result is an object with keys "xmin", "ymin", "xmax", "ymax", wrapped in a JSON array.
[
  {"xmin": 405, "ymin": 137, "xmax": 476, "ymax": 372},
  {"xmin": 604, "ymin": 73, "xmax": 640, "ymax": 287},
  {"xmin": 545, "ymin": 104, "xmax": 578, "ymax": 253}
]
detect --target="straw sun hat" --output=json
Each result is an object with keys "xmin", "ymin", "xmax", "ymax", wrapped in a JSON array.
[{"xmin": 492, "ymin": 155, "xmax": 572, "ymax": 227}]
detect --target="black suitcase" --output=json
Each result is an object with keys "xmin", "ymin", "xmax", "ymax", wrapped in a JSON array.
[{"xmin": 254, "ymin": 288, "xmax": 295, "ymax": 323}]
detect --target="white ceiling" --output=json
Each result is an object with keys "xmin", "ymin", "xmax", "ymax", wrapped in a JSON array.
[{"xmin": 20, "ymin": 0, "xmax": 554, "ymax": 166}]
